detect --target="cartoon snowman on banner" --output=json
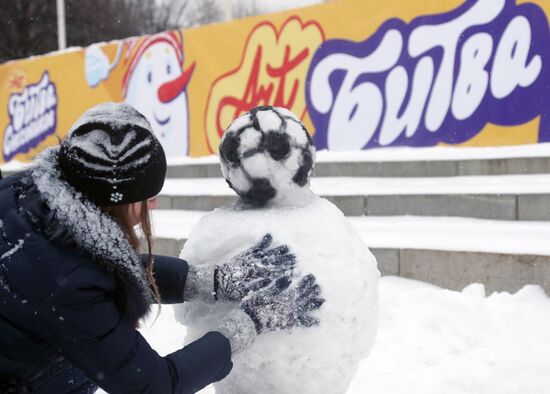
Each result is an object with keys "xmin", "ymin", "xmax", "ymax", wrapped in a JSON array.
[
  {"xmin": 175, "ymin": 106, "xmax": 380, "ymax": 394},
  {"xmin": 122, "ymin": 32, "xmax": 195, "ymax": 157}
]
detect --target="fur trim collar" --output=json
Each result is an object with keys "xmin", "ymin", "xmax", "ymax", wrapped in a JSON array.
[{"xmin": 23, "ymin": 146, "xmax": 153, "ymax": 321}]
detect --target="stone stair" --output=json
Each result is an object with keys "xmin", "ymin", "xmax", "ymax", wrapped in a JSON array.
[
  {"xmin": 152, "ymin": 155, "xmax": 550, "ymax": 294},
  {"xmin": 3, "ymin": 155, "xmax": 550, "ymax": 294},
  {"xmin": 158, "ymin": 186, "xmax": 550, "ymax": 221},
  {"xmin": 163, "ymin": 155, "xmax": 550, "ymax": 178},
  {"xmin": 158, "ymin": 173, "xmax": 550, "ymax": 221}
]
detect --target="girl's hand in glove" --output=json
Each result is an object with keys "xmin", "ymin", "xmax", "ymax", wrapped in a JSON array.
[
  {"xmin": 241, "ymin": 273, "xmax": 325, "ymax": 334},
  {"xmin": 216, "ymin": 273, "xmax": 325, "ymax": 353},
  {"xmin": 184, "ymin": 234, "xmax": 296, "ymax": 302},
  {"xmin": 214, "ymin": 233, "xmax": 297, "ymax": 302}
]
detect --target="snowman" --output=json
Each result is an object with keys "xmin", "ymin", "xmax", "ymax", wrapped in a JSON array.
[
  {"xmin": 175, "ymin": 106, "xmax": 380, "ymax": 394},
  {"xmin": 122, "ymin": 31, "xmax": 195, "ymax": 157}
]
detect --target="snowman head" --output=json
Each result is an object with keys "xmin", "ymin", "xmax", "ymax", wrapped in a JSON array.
[
  {"xmin": 123, "ymin": 32, "xmax": 194, "ymax": 157},
  {"xmin": 219, "ymin": 106, "xmax": 316, "ymax": 207}
]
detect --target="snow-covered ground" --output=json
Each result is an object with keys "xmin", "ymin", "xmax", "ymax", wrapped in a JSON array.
[{"xmin": 138, "ymin": 276, "xmax": 550, "ymax": 394}]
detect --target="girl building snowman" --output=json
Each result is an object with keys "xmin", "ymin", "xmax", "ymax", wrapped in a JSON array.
[{"xmin": 0, "ymin": 102, "xmax": 324, "ymax": 393}]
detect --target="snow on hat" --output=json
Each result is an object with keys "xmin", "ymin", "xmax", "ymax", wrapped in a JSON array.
[
  {"xmin": 121, "ymin": 31, "xmax": 183, "ymax": 98},
  {"xmin": 58, "ymin": 102, "xmax": 167, "ymax": 206}
]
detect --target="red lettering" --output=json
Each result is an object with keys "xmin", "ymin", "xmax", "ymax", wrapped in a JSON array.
[
  {"xmin": 8, "ymin": 74, "xmax": 25, "ymax": 91},
  {"xmin": 216, "ymin": 45, "xmax": 309, "ymax": 137}
]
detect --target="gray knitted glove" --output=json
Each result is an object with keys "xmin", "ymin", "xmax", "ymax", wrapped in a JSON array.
[
  {"xmin": 216, "ymin": 274, "xmax": 325, "ymax": 354},
  {"xmin": 215, "ymin": 234, "xmax": 297, "ymax": 301},
  {"xmin": 216, "ymin": 309, "xmax": 257, "ymax": 354},
  {"xmin": 184, "ymin": 234, "xmax": 296, "ymax": 302},
  {"xmin": 242, "ymin": 274, "xmax": 325, "ymax": 334}
]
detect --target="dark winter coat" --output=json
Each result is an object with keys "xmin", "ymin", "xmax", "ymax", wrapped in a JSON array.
[{"xmin": 0, "ymin": 148, "xmax": 232, "ymax": 393}]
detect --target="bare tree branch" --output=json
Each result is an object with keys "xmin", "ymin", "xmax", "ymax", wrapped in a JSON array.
[{"xmin": 0, "ymin": 0, "xmax": 227, "ymax": 62}]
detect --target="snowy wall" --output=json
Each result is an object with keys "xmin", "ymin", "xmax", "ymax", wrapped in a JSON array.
[{"xmin": 0, "ymin": 0, "xmax": 548, "ymax": 163}]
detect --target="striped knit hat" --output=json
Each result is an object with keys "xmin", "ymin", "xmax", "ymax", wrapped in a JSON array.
[{"xmin": 58, "ymin": 102, "xmax": 167, "ymax": 206}]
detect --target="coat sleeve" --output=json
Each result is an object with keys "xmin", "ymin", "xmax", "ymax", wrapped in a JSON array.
[
  {"xmin": 42, "ymin": 261, "xmax": 232, "ymax": 394},
  {"xmin": 141, "ymin": 254, "xmax": 190, "ymax": 304}
]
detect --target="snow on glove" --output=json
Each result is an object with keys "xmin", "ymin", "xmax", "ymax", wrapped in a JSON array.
[
  {"xmin": 216, "ymin": 273, "xmax": 325, "ymax": 354},
  {"xmin": 241, "ymin": 273, "xmax": 325, "ymax": 334},
  {"xmin": 214, "ymin": 233, "xmax": 297, "ymax": 302},
  {"xmin": 216, "ymin": 308, "xmax": 258, "ymax": 354},
  {"xmin": 183, "ymin": 234, "xmax": 297, "ymax": 302}
]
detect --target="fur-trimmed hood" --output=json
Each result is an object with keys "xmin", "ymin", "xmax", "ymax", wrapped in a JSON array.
[{"xmin": 17, "ymin": 146, "xmax": 154, "ymax": 322}]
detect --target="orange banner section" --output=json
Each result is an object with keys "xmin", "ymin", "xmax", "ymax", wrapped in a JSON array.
[{"xmin": 0, "ymin": 0, "xmax": 548, "ymax": 163}]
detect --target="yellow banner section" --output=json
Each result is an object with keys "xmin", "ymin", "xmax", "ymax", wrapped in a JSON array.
[{"xmin": 0, "ymin": 0, "xmax": 548, "ymax": 163}]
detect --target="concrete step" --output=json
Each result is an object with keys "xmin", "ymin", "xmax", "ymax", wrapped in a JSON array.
[
  {"xmin": 4, "ymin": 153, "xmax": 550, "ymax": 179},
  {"xmin": 4, "ymin": 162, "xmax": 550, "ymax": 220},
  {"xmin": 158, "ymin": 175, "xmax": 550, "ymax": 220},
  {"xmin": 147, "ymin": 211, "xmax": 550, "ymax": 294},
  {"xmin": 4, "ymin": 144, "xmax": 550, "ymax": 179},
  {"xmin": 162, "ymin": 156, "xmax": 550, "ymax": 179},
  {"xmin": 158, "ymin": 193, "xmax": 550, "ymax": 220},
  {"xmin": 146, "ymin": 237, "xmax": 550, "ymax": 296}
]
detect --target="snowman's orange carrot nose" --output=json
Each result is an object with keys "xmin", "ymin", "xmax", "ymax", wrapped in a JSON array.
[{"xmin": 158, "ymin": 62, "xmax": 195, "ymax": 103}]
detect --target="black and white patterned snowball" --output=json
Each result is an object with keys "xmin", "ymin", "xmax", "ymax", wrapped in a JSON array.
[{"xmin": 219, "ymin": 106, "xmax": 316, "ymax": 206}]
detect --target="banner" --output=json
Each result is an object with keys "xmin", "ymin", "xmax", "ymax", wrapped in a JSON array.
[{"xmin": 0, "ymin": 0, "xmax": 548, "ymax": 163}]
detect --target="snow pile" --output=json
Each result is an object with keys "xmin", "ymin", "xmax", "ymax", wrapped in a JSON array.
[
  {"xmin": 175, "ymin": 196, "xmax": 379, "ymax": 394},
  {"xmin": 349, "ymin": 277, "xmax": 550, "ymax": 394},
  {"xmin": 137, "ymin": 277, "xmax": 550, "ymax": 394}
]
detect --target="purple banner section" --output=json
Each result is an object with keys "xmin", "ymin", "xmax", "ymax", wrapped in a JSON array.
[
  {"xmin": 3, "ymin": 71, "xmax": 58, "ymax": 161},
  {"xmin": 306, "ymin": 0, "xmax": 550, "ymax": 151}
]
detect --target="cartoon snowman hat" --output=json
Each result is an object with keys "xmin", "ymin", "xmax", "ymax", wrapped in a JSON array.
[{"xmin": 122, "ymin": 31, "xmax": 195, "ymax": 103}]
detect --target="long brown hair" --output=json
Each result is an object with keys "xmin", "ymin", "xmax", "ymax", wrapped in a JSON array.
[{"xmin": 102, "ymin": 201, "xmax": 161, "ymax": 305}]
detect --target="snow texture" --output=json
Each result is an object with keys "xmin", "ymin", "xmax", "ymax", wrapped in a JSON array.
[
  {"xmin": 0, "ymin": 238, "xmax": 25, "ymax": 260},
  {"xmin": 8, "ymin": 141, "xmax": 550, "ymax": 175},
  {"xmin": 219, "ymin": 106, "xmax": 316, "ymax": 207},
  {"xmin": 0, "ymin": 220, "xmax": 7, "ymax": 243},
  {"xmin": 151, "ymin": 210, "xmax": 550, "ymax": 257},
  {"xmin": 66, "ymin": 102, "xmax": 152, "ymax": 137},
  {"xmin": 215, "ymin": 309, "xmax": 257, "ymax": 354},
  {"xmin": 71, "ymin": 129, "xmax": 136, "ymax": 162},
  {"xmin": 237, "ymin": 127, "xmax": 263, "ymax": 155},
  {"xmin": 161, "ymin": 173, "xmax": 550, "ymax": 197},
  {"xmin": 136, "ymin": 277, "xmax": 550, "ymax": 394},
  {"xmin": 66, "ymin": 128, "xmax": 153, "ymax": 177},
  {"xmin": 183, "ymin": 264, "xmax": 216, "ymax": 302},
  {"xmin": 347, "ymin": 277, "xmax": 550, "ymax": 394},
  {"xmin": 256, "ymin": 109, "xmax": 283, "ymax": 132},
  {"xmin": 175, "ymin": 196, "xmax": 380, "ymax": 394}
]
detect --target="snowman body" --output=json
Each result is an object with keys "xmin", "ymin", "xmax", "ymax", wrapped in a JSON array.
[{"xmin": 175, "ymin": 193, "xmax": 379, "ymax": 394}]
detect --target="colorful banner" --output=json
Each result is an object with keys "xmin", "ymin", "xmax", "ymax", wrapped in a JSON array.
[{"xmin": 0, "ymin": 0, "xmax": 548, "ymax": 163}]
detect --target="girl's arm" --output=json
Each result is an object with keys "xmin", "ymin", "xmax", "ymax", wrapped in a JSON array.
[
  {"xmin": 44, "ymin": 261, "xmax": 232, "ymax": 393},
  {"xmin": 142, "ymin": 254, "xmax": 189, "ymax": 304}
]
